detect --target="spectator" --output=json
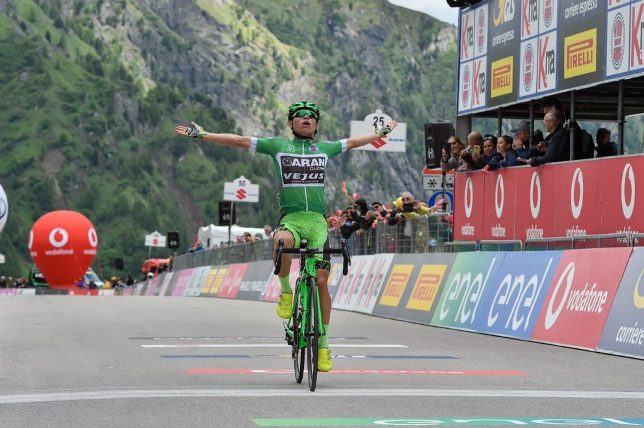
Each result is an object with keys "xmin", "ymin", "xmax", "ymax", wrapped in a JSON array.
[
  {"xmin": 189, "ymin": 239, "xmax": 204, "ymax": 253},
  {"xmin": 263, "ymin": 225, "xmax": 273, "ymax": 239},
  {"xmin": 441, "ymin": 136, "xmax": 464, "ymax": 171},
  {"xmin": 370, "ymin": 201, "xmax": 389, "ymax": 224},
  {"xmin": 529, "ymin": 110, "xmax": 569, "ymax": 166},
  {"xmin": 515, "ymin": 130, "xmax": 546, "ymax": 161},
  {"xmin": 126, "ymin": 275, "xmax": 134, "ymax": 286},
  {"xmin": 459, "ymin": 131, "xmax": 484, "ymax": 170},
  {"xmin": 0, "ymin": 275, "xmax": 6, "ymax": 288},
  {"xmin": 511, "ymin": 120, "xmax": 531, "ymax": 147},
  {"xmin": 596, "ymin": 128, "xmax": 618, "ymax": 157},
  {"xmin": 485, "ymin": 135, "xmax": 518, "ymax": 170},
  {"xmin": 339, "ymin": 207, "xmax": 361, "ymax": 255},
  {"xmin": 480, "ymin": 134, "xmax": 497, "ymax": 168},
  {"xmin": 254, "ymin": 233, "xmax": 264, "ymax": 241},
  {"xmin": 243, "ymin": 232, "xmax": 255, "ymax": 243}
]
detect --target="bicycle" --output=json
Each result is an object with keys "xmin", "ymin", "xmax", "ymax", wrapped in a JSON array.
[{"xmin": 273, "ymin": 238, "xmax": 351, "ymax": 391}]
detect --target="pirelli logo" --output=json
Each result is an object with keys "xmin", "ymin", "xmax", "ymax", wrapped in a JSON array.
[
  {"xmin": 490, "ymin": 56, "xmax": 513, "ymax": 98},
  {"xmin": 564, "ymin": 29, "xmax": 597, "ymax": 79}
]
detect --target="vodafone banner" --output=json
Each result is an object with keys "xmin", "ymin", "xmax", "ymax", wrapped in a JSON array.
[
  {"xmin": 531, "ymin": 247, "xmax": 633, "ymax": 350},
  {"xmin": 598, "ymin": 247, "xmax": 644, "ymax": 358},
  {"xmin": 453, "ymin": 172, "xmax": 486, "ymax": 241},
  {"xmin": 453, "ymin": 155, "xmax": 644, "ymax": 241}
]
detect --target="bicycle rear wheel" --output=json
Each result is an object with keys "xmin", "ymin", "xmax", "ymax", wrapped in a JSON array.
[
  {"xmin": 292, "ymin": 289, "xmax": 305, "ymax": 383},
  {"xmin": 306, "ymin": 276, "xmax": 320, "ymax": 391}
]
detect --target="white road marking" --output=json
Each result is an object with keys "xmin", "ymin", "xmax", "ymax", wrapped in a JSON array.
[
  {"xmin": 141, "ymin": 344, "xmax": 408, "ymax": 348},
  {"xmin": 0, "ymin": 389, "xmax": 643, "ymax": 404}
]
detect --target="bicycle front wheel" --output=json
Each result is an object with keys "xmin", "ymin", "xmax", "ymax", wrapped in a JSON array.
[
  {"xmin": 292, "ymin": 290, "xmax": 305, "ymax": 383},
  {"xmin": 306, "ymin": 276, "xmax": 320, "ymax": 391}
]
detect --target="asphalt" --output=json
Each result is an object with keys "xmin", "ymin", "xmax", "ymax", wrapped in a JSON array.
[{"xmin": 0, "ymin": 296, "xmax": 642, "ymax": 427}]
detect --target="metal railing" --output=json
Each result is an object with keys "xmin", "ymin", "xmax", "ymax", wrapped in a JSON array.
[{"xmin": 173, "ymin": 218, "xmax": 639, "ymax": 270}]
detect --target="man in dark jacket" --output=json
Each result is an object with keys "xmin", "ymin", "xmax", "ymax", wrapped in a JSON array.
[{"xmin": 529, "ymin": 110, "xmax": 569, "ymax": 166}]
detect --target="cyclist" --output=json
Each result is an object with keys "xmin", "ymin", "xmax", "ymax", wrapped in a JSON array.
[{"xmin": 175, "ymin": 101, "xmax": 397, "ymax": 372}]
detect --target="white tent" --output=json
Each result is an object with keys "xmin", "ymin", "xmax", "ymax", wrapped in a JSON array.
[{"xmin": 197, "ymin": 224, "xmax": 266, "ymax": 248}]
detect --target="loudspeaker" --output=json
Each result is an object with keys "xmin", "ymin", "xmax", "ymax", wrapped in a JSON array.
[
  {"xmin": 425, "ymin": 122, "xmax": 455, "ymax": 168},
  {"xmin": 114, "ymin": 258, "xmax": 124, "ymax": 270},
  {"xmin": 166, "ymin": 231, "xmax": 180, "ymax": 249},
  {"xmin": 218, "ymin": 201, "xmax": 237, "ymax": 226}
]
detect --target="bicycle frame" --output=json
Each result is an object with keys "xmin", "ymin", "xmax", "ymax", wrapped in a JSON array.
[{"xmin": 274, "ymin": 238, "xmax": 350, "ymax": 391}]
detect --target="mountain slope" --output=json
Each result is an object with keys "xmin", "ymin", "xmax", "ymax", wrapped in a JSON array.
[{"xmin": 0, "ymin": 0, "xmax": 456, "ymax": 278}]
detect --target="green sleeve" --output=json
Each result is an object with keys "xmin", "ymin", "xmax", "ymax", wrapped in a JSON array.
[
  {"xmin": 320, "ymin": 139, "xmax": 347, "ymax": 158},
  {"xmin": 252, "ymin": 137, "xmax": 279, "ymax": 156}
]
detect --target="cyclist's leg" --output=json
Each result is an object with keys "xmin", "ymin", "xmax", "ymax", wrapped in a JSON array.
[{"xmin": 274, "ymin": 217, "xmax": 300, "ymax": 319}]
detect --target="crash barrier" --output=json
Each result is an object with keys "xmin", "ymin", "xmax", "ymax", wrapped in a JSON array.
[
  {"xmin": 104, "ymin": 246, "xmax": 644, "ymax": 360},
  {"xmin": 173, "ymin": 213, "xmax": 452, "ymax": 270}
]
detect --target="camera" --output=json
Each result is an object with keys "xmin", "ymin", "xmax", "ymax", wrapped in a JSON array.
[{"xmin": 402, "ymin": 202, "xmax": 415, "ymax": 213}]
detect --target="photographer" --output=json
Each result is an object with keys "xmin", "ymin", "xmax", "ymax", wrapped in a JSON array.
[{"xmin": 390, "ymin": 192, "xmax": 434, "ymax": 253}]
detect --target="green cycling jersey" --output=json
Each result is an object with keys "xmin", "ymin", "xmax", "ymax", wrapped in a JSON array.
[{"xmin": 250, "ymin": 137, "xmax": 347, "ymax": 216}]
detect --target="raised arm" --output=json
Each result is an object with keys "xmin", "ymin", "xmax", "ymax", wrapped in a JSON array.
[
  {"xmin": 346, "ymin": 120, "xmax": 397, "ymax": 150},
  {"xmin": 175, "ymin": 121, "xmax": 251, "ymax": 150}
]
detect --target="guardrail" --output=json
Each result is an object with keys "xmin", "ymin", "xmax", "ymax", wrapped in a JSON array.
[{"xmin": 174, "ymin": 220, "xmax": 638, "ymax": 270}]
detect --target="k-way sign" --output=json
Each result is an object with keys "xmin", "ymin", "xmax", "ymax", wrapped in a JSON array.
[
  {"xmin": 349, "ymin": 109, "xmax": 407, "ymax": 152},
  {"xmin": 223, "ymin": 176, "xmax": 259, "ymax": 203}
]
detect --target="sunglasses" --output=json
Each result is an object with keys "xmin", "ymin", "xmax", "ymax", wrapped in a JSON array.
[{"xmin": 293, "ymin": 109, "xmax": 318, "ymax": 119}]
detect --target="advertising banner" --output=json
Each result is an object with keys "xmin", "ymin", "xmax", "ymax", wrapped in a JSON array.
[
  {"xmin": 476, "ymin": 251, "xmax": 562, "ymax": 338},
  {"xmin": 237, "ymin": 260, "xmax": 272, "ymax": 301},
  {"xmin": 596, "ymin": 156, "xmax": 644, "ymax": 238},
  {"xmin": 371, "ymin": 254, "xmax": 453, "ymax": 322},
  {"xmin": 158, "ymin": 271, "xmax": 176, "ymax": 296},
  {"xmin": 172, "ymin": 269, "xmax": 194, "ymax": 297},
  {"xmin": 332, "ymin": 254, "xmax": 394, "ymax": 314},
  {"xmin": 514, "ymin": 168, "xmax": 557, "ymax": 241},
  {"xmin": 487, "ymin": 0, "xmax": 521, "ymax": 108},
  {"xmin": 453, "ymin": 172, "xmax": 486, "ymax": 240},
  {"xmin": 482, "ymin": 169, "xmax": 518, "ymax": 240},
  {"xmin": 261, "ymin": 262, "xmax": 298, "ymax": 302},
  {"xmin": 598, "ymin": 247, "xmax": 644, "ymax": 358},
  {"xmin": 186, "ymin": 266, "xmax": 210, "ymax": 297},
  {"xmin": 554, "ymin": 163, "xmax": 604, "ymax": 237},
  {"xmin": 217, "ymin": 263, "xmax": 249, "ymax": 299},
  {"xmin": 200, "ymin": 267, "xmax": 220, "ymax": 296},
  {"xmin": 0, "ymin": 288, "xmax": 16, "ymax": 296},
  {"xmin": 431, "ymin": 252, "xmax": 505, "ymax": 331},
  {"xmin": 606, "ymin": 4, "xmax": 630, "ymax": 78},
  {"xmin": 455, "ymin": 156, "xmax": 643, "ymax": 241},
  {"xmin": 531, "ymin": 248, "xmax": 632, "ymax": 349}
]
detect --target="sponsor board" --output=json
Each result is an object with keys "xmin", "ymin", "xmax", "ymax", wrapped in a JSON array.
[
  {"xmin": 564, "ymin": 28, "xmax": 597, "ymax": 79},
  {"xmin": 172, "ymin": 269, "xmax": 194, "ymax": 297},
  {"xmin": 471, "ymin": 56, "xmax": 487, "ymax": 109},
  {"xmin": 537, "ymin": 31, "xmax": 557, "ymax": 92},
  {"xmin": 200, "ymin": 267, "xmax": 220, "ymax": 296},
  {"xmin": 0, "ymin": 288, "xmax": 17, "ymax": 296},
  {"xmin": 372, "ymin": 254, "xmax": 455, "ymax": 323},
  {"xmin": 596, "ymin": 156, "xmax": 643, "ymax": 241},
  {"xmin": 514, "ymin": 168, "xmax": 557, "ymax": 241},
  {"xmin": 460, "ymin": 9, "xmax": 475, "ymax": 62},
  {"xmin": 332, "ymin": 254, "xmax": 394, "ymax": 314},
  {"xmin": 606, "ymin": 6, "xmax": 630, "ymax": 77},
  {"xmin": 260, "ymin": 261, "xmax": 299, "ymax": 302},
  {"xmin": 458, "ymin": 61, "xmax": 473, "ymax": 112},
  {"xmin": 631, "ymin": 1, "xmax": 644, "ymax": 72},
  {"xmin": 217, "ymin": 263, "xmax": 249, "ymax": 299},
  {"xmin": 237, "ymin": 260, "xmax": 273, "ymax": 301},
  {"xmin": 539, "ymin": 0, "xmax": 558, "ymax": 34},
  {"xmin": 598, "ymin": 247, "xmax": 644, "ymax": 358},
  {"xmin": 491, "ymin": 56, "xmax": 514, "ymax": 97},
  {"xmin": 532, "ymin": 248, "xmax": 632, "ymax": 349},
  {"xmin": 482, "ymin": 169, "xmax": 517, "ymax": 240},
  {"xmin": 520, "ymin": 37, "xmax": 538, "ymax": 97},
  {"xmin": 521, "ymin": 0, "xmax": 539, "ymax": 40},
  {"xmin": 475, "ymin": 3, "xmax": 489, "ymax": 57},
  {"xmin": 431, "ymin": 252, "xmax": 503, "ymax": 331},
  {"xmin": 206, "ymin": 267, "xmax": 228, "ymax": 297},
  {"xmin": 453, "ymin": 172, "xmax": 485, "ymax": 240},
  {"xmin": 477, "ymin": 251, "xmax": 562, "ymax": 339},
  {"xmin": 554, "ymin": 164, "xmax": 603, "ymax": 237},
  {"xmin": 157, "ymin": 271, "xmax": 176, "ymax": 296},
  {"xmin": 186, "ymin": 266, "xmax": 210, "ymax": 297}
]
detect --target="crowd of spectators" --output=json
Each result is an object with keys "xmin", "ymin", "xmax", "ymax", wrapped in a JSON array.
[{"xmin": 440, "ymin": 97, "xmax": 621, "ymax": 173}]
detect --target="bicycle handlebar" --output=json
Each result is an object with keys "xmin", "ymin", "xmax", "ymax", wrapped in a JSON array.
[{"xmin": 273, "ymin": 239, "xmax": 351, "ymax": 276}]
